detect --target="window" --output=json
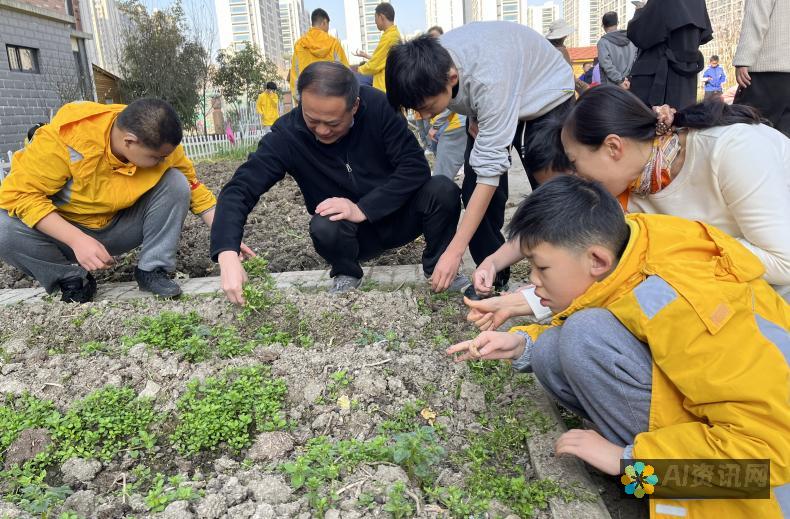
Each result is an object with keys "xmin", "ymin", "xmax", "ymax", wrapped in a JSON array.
[
  {"xmin": 230, "ymin": 5, "xmax": 247, "ymax": 13},
  {"xmin": 231, "ymin": 14, "xmax": 248, "ymax": 23},
  {"xmin": 6, "ymin": 45, "xmax": 40, "ymax": 73},
  {"xmin": 233, "ymin": 33, "xmax": 251, "ymax": 42}
]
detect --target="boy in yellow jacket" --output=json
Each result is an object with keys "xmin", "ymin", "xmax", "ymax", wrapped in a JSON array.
[
  {"xmin": 289, "ymin": 8, "xmax": 349, "ymax": 95},
  {"xmin": 354, "ymin": 2, "xmax": 401, "ymax": 92},
  {"xmin": 256, "ymin": 82, "xmax": 280, "ymax": 131},
  {"xmin": 0, "ymin": 99, "xmax": 253, "ymax": 302},
  {"xmin": 449, "ymin": 176, "xmax": 790, "ymax": 518}
]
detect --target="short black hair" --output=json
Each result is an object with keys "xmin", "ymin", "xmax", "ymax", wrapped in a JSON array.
[
  {"xmin": 521, "ymin": 116, "xmax": 572, "ymax": 178},
  {"xmin": 311, "ymin": 8, "xmax": 329, "ymax": 25},
  {"xmin": 375, "ymin": 2, "xmax": 395, "ymax": 21},
  {"xmin": 266, "ymin": 81, "xmax": 277, "ymax": 90},
  {"xmin": 385, "ymin": 35, "xmax": 453, "ymax": 110},
  {"xmin": 507, "ymin": 175, "xmax": 629, "ymax": 256},
  {"xmin": 26, "ymin": 122, "xmax": 46, "ymax": 142},
  {"xmin": 710, "ymin": 54, "xmax": 719, "ymax": 61},
  {"xmin": 427, "ymin": 25, "xmax": 443, "ymax": 35},
  {"xmin": 116, "ymin": 98, "xmax": 182, "ymax": 148},
  {"xmin": 602, "ymin": 11, "xmax": 618, "ymax": 28},
  {"xmin": 297, "ymin": 61, "xmax": 359, "ymax": 110}
]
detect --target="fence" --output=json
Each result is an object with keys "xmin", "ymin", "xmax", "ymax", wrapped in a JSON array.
[{"xmin": 182, "ymin": 103, "xmax": 264, "ymax": 161}]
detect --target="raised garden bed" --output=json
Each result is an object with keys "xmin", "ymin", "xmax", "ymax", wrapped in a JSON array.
[{"xmin": 0, "ymin": 263, "xmax": 595, "ymax": 518}]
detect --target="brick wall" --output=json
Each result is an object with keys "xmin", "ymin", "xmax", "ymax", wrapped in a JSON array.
[
  {"xmin": 0, "ymin": 7, "xmax": 77, "ymax": 155},
  {"xmin": 20, "ymin": 0, "xmax": 67, "ymax": 17}
]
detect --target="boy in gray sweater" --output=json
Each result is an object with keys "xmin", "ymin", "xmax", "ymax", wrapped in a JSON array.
[{"xmin": 385, "ymin": 22, "xmax": 574, "ymax": 295}]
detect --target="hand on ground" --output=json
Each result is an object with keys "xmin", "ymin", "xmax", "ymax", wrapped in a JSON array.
[
  {"xmin": 72, "ymin": 234, "xmax": 115, "ymax": 271},
  {"xmin": 472, "ymin": 261, "xmax": 497, "ymax": 296},
  {"xmin": 316, "ymin": 198, "xmax": 367, "ymax": 223},
  {"xmin": 736, "ymin": 66, "xmax": 751, "ymax": 88},
  {"xmin": 239, "ymin": 242, "xmax": 256, "ymax": 260},
  {"xmin": 446, "ymin": 330, "xmax": 525, "ymax": 362},
  {"xmin": 430, "ymin": 251, "xmax": 462, "ymax": 292},
  {"xmin": 555, "ymin": 429, "xmax": 624, "ymax": 476},
  {"xmin": 219, "ymin": 250, "xmax": 248, "ymax": 305}
]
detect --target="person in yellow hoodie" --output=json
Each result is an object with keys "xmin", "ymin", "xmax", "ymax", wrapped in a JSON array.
[
  {"xmin": 290, "ymin": 8, "xmax": 349, "ymax": 95},
  {"xmin": 0, "ymin": 99, "xmax": 253, "ymax": 303},
  {"xmin": 449, "ymin": 176, "xmax": 790, "ymax": 518},
  {"xmin": 256, "ymin": 82, "xmax": 280, "ymax": 132},
  {"xmin": 354, "ymin": 2, "xmax": 401, "ymax": 92}
]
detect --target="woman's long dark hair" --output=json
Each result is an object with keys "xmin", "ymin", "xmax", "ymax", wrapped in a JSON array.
[{"xmin": 564, "ymin": 85, "xmax": 763, "ymax": 147}]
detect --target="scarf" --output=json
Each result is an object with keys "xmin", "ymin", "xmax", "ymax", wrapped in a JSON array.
[{"xmin": 618, "ymin": 132, "xmax": 681, "ymax": 211}]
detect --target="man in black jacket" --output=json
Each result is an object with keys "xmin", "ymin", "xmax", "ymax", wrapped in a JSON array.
[{"xmin": 210, "ymin": 62, "xmax": 462, "ymax": 300}]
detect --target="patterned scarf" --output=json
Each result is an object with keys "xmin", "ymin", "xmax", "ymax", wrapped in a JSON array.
[{"xmin": 618, "ymin": 132, "xmax": 681, "ymax": 211}]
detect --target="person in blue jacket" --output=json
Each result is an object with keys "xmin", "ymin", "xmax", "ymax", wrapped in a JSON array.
[{"xmin": 702, "ymin": 55, "xmax": 727, "ymax": 100}]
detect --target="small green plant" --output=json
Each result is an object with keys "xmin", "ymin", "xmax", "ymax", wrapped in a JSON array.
[
  {"xmin": 322, "ymin": 370, "xmax": 352, "ymax": 402},
  {"xmin": 212, "ymin": 325, "xmax": 255, "ymax": 358},
  {"xmin": 52, "ymin": 387, "xmax": 158, "ymax": 462},
  {"xmin": 243, "ymin": 256, "xmax": 273, "ymax": 279},
  {"xmin": 79, "ymin": 341, "xmax": 108, "ymax": 356},
  {"xmin": 378, "ymin": 400, "xmax": 427, "ymax": 435},
  {"xmin": 240, "ymin": 258, "xmax": 279, "ymax": 319},
  {"xmin": 392, "ymin": 426, "xmax": 445, "ymax": 484},
  {"xmin": 123, "ymin": 312, "xmax": 210, "ymax": 362},
  {"xmin": 0, "ymin": 394, "xmax": 58, "ymax": 456},
  {"xmin": 71, "ymin": 307, "xmax": 101, "ymax": 328},
  {"xmin": 255, "ymin": 324, "xmax": 293, "ymax": 345},
  {"xmin": 144, "ymin": 473, "xmax": 201, "ymax": 512},
  {"xmin": 383, "ymin": 482, "xmax": 414, "ymax": 519},
  {"xmin": 356, "ymin": 492, "xmax": 376, "ymax": 510},
  {"xmin": 171, "ymin": 365, "xmax": 287, "ymax": 455},
  {"xmin": 15, "ymin": 482, "xmax": 73, "ymax": 518}
]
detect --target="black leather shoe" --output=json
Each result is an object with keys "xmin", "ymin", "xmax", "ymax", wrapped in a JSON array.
[
  {"xmin": 134, "ymin": 267, "xmax": 182, "ymax": 298},
  {"xmin": 60, "ymin": 273, "xmax": 97, "ymax": 303}
]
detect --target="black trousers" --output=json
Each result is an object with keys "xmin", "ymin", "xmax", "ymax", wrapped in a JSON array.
[
  {"xmin": 462, "ymin": 97, "xmax": 574, "ymax": 288},
  {"xmin": 734, "ymin": 71, "xmax": 790, "ymax": 138},
  {"xmin": 309, "ymin": 175, "xmax": 461, "ymax": 279}
]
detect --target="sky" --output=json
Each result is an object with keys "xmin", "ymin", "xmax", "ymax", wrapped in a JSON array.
[{"xmin": 304, "ymin": 0, "xmax": 426, "ymax": 40}]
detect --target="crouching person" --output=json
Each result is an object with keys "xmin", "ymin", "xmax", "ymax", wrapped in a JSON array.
[
  {"xmin": 449, "ymin": 176, "xmax": 790, "ymax": 518},
  {"xmin": 211, "ymin": 62, "xmax": 463, "ymax": 301},
  {"xmin": 0, "ymin": 99, "xmax": 235, "ymax": 302}
]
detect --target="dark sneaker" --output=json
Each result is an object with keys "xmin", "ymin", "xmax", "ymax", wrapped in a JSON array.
[
  {"xmin": 329, "ymin": 275, "xmax": 362, "ymax": 295},
  {"xmin": 463, "ymin": 281, "xmax": 510, "ymax": 301},
  {"xmin": 134, "ymin": 267, "xmax": 182, "ymax": 298},
  {"xmin": 448, "ymin": 273, "xmax": 472, "ymax": 294},
  {"xmin": 60, "ymin": 273, "xmax": 97, "ymax": 303}
]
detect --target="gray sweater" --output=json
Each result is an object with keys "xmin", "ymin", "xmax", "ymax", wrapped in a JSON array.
[
  {"xmin": 441, "ymin": 22, "xmax": 574, "ymax": 186},
  {"xmin": 734, "ymin": 0, "xmax": 790, "ymax": 73},
  {"xmin": 597, "ymin": 30, "xmax": 637, "ymax": 85}
]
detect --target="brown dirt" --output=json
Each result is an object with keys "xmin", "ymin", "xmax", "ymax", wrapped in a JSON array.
[
  {"xmin": 0, "ymin": 160, "xmax": 424, "ymax": 290},
  {"xmin": 0, "ymin": 285, "xmax": 559, "ymax": 518}
]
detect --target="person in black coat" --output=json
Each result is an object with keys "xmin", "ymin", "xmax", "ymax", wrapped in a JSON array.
[
  {"xmin": 627, "ymin": 0, "xmax": 712, "ymax": 109},
  {"xmin": 210, "ymin": 62, "xmax": 462, "ymax": 300}
]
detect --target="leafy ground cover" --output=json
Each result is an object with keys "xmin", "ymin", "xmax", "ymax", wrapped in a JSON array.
[{"xmin": 0, "ymin": 260, "xmax": 591, "ymax": 518}]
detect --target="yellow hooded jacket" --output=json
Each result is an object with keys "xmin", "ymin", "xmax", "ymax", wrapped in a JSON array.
[
  {"xmin": 256, "ymin": 91, "xmax": 279, "ymax": 127},
  {"xmin": 290, "ymin": 27, "xmax": 350, "ymax": 94},
  {"xmin": 0, "ymin": 102, "xmax": 216, "ymax": 230},
  {"xmin": 511, "ymin": 213, "xmax": 790, "ymax": 519},
  {"xmin": 358, "ymin": 25, "xmax": 401, "ymax": 92}
]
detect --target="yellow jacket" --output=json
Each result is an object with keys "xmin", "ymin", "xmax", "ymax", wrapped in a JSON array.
[
  {"xmin": 358, "ymin": 25, "xmax": 401, "ymax": 92},
  {"xmin": 0, "ymin": 102, "xmax": 216, "ymax": 230},
  {"xmin": 512, "ymin": 214, "xmax": 790, "ymax": 519},
  {"xmin": 289, "ymin": 27, "xmax": 349, "ymax": 93},
  {"xmin": 256, "ymin": 91, "xmax": 279, "ymax": 127}
]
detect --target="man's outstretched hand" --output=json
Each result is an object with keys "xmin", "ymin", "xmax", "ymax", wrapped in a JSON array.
[{"xmin": 218, "ymin": 250, "xmax": 249, "ymax": 305}]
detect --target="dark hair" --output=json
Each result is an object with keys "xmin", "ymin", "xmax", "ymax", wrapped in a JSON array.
[
  {"xmin": 710, "ymin": 54, "xmax": 719, "ymax": 61},
  {"xmin": 26, "ymin": 122, "xmax": 46, "ymax": 142},
  {"xmin": 521, "ymin": 116, "xmax": 572, "ymax": 178},
  {"xmin": 266, "ymin": 81, "xmax": 277, "ymax": 90},
  {"xmin": 427, "ymin": 25, "xmax": 443, "ymax": 35},
  {"xmin": 116, "ymin": 98, "xmax": 182, "ymax": 148},
  {"xmin": 375, "ymin": 2, "xmax": 395, "ymax": 21},
  {"xmin": 297, "ymin": 61, "xmax": 359, "ymax": 110},
  {"xmin": 311, "ymin": 8, "xmax": 329, "ymax": 25},
  {"xmin": 602, "ymin": 11, "xmax": 618, "ymax": 28},
  {"xmin": 385, "ymin": 35, "xmax": 453, "ymax": 110},
  {"xmin": 507, "ymin": 175, "xmax": 629, "ymax": 255},
  {"xmin": 564, "ymin": 85, "xmax": 762, "ymax": 147}
]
